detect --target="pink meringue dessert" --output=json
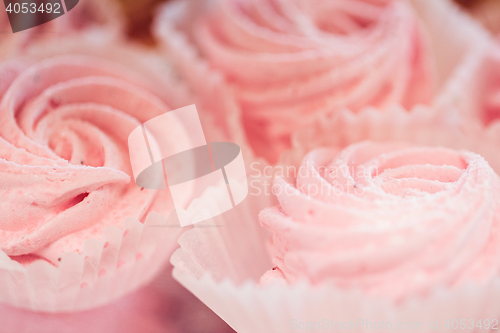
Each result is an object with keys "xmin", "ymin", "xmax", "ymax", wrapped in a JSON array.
[
  {"xmin": 0, "ymin": 49, "xmax": 189, "ymax": 312},
  {"xmin": 155, "ymin": 0, "xmax": 435, "ymax": 162},
  {"xmin": 260, "ymin": 141, "xmax": 500, "ymax": 300}
]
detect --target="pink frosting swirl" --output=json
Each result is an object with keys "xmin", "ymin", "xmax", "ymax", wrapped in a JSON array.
[
  {"xmin": 0, "ymin": 53, "xmax": 187, "ymax": 265},
  {"xmin": 260, "ymin": 141, "xmax": 500, "ymax": 299},
  {"xmin": 185, "ymin": 0, "xmax": 434, "ymax": 161}
]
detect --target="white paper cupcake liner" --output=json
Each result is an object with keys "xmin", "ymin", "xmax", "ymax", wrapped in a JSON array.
[
  {"xmin": 170, "ymin": 169, "xmax": 500, "ymax": 333},
  {"xmin": 162, "ymin": 1, "xmax": 500, "ymax": 331},
  {"xmin": 287, "ymin": 103, "xmax": 500, "ymax": 175},
  {"xmin": 0, "ymin": 34, "xmax": 209, "ymax": 312},
  {"xmin": 434, "ymin": 42, "xmax": 500, "ymax": 133},
  {"xmin": 409, "ymin": 0, "xmax": 493, "ymax": 90},
  {"xmin": 404, "ymin": 0, "xmax": 499, "ymax": 135},
  {"xmin": 0, "ymin": 210, "xmax": 182, "ymax": 313}
]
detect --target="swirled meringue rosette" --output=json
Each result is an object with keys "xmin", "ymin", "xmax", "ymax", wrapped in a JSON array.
[
  {"xmin": 169, "ymin": 139, "xmax": 500, "ymax": 333},
  {"xmin": 0, "ymin": 36, "xmax": 197, "ymax": 312},
  {"xmin": 261, "ymin": 142, "xmax": 500, "ymax": 298},
  {"xmin": 154, "ymin": 0, "xmax": 495, "ymax": 164},
  {"xmin": 154, "ymin": 0, "xmax": 435, "ymax": 162}
]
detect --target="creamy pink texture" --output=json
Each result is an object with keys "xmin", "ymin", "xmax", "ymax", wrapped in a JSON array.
[
  {"xmin": 0, "ymin": 55, "xmax": 182, "ymax": 265},
  {"xmin": 470, "ymin": 48, "xmax": 500, "ymax": 127},
  {"xmin": 164, "ymin": 0, "xmax": 434, "ymax": 161},
  {"xmin": 260, "ymin": 141, "xmax": 500, "ymax": 299}
]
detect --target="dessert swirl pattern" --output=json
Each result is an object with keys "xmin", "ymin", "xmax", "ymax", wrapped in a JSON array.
[
  {"xmin": 0, "ymin": 55, "xmax": 187, "ymax": 265},
  {"xmin": 156, "ymin": 0, "xmax": 434, "ymax": 161},
  {"xmin": 260, "ymin": 142, "xmax": 500, "ymax": 300}
]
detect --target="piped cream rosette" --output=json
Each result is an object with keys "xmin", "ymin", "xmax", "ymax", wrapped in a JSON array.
[
  {"xmin": 166, "ymin": 1, "xmax": 500, "ymax": 332},
  {"xmin": 154, "ymin": 0, "xmax": 436, "ymax": 163},
  {"xmin": 170, "ymin": 137, "xmax": 500, "ymax": 333},
  {"xmin": 0, "ymin": 36, "xmax": 195, "ymax": 312}
]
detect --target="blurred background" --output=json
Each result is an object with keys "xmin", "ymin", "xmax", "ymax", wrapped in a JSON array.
[
  {"xmin": 115, "ymin": 0, "xmax": 500, "ymax": 45},
  {"xmin": 455, "ymin": 0, "xmax": 500, "ymax": 35}
]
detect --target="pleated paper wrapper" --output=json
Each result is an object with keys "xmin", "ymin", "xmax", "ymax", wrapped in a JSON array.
[
  {"xmin": 167, "ymin": 1, "xmax": 500, "ymax": 332},
  {"xmin": 0, "ymin": 210, "xmax": 183, "ymax": 313},
  {"xmin": 170, "ymin": 163, "xmax": 500, "ymax": 333}
]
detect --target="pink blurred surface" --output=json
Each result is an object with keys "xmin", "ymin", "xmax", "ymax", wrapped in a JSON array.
[{"xmin": 0, "ymin": 265, "xmax": 235, "ymax": 333}]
